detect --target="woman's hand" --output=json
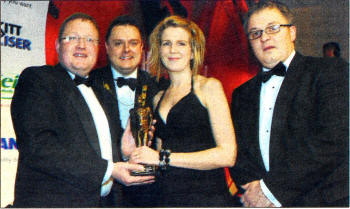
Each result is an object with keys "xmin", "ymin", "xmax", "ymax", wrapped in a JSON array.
[
  {"xmin": 130, "ymin": 146, "xmax": 159, "ymax": 166},
  {"xmin": 121, "ymin": 118, "xmax": 157, "ymax": 160}
]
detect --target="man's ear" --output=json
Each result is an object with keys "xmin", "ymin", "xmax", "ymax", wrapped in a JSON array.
[
  {"xmin": 105, "ymin": 41, "xmax": 108, "ymax": 51},
  {"xmin": 290, "ymin": 25, "xmax": 297, "ymax": 42},
  {"xmin": 55, "ymin": 39, "xmax": 60, "ymax": 53}
]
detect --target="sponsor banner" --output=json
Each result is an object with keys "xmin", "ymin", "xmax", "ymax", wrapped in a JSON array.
[
  {"xmin": 1, "ymin": 1, "xmax": 49, "ymax": 207},
  {"xmin": 1, "ymin": 0, "xmax": 48, "ymax": 74}
]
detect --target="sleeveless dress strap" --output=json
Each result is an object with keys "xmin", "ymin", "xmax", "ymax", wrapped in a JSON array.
[
  {"xmin": 156, "ymin": 76, "xmax": 194, "ymax": 112},
  {"xmin": 155, "ymin": 89, "xmax": 167, "ymax": 113},
  {"xmin": 190, "ymin": 76, "xmax": 194, "ymax": 92}
]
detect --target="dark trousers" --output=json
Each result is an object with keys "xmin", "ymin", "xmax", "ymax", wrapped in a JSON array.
[
  {"xmin": 121, "ymin": 183, "xmax": 161, "ymax": 207},
  {"xmin": 99, "ymin": 192, "xmax": 115, "ymax": 208}
]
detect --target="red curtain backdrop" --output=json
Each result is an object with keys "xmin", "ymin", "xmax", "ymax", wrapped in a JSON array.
[
  {"xmin": 46, "ymin": 0, "xmax": 259, "ymax": 102},
  {"xmin": 187, "ymin": 0, "xmax": 257, "ymax": 102}
]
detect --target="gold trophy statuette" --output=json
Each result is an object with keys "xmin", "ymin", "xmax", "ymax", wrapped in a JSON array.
[{"xmin": 129, "ymin": 85, "xmax": 155, "ymax": 176}]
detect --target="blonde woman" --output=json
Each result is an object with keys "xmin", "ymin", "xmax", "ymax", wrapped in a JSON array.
[{"xmin": 128, "ymin": 15, "xmax": 237, "ymax": 207}]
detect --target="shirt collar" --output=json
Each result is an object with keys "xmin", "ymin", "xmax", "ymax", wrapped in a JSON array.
[
  {"xmin": 262, "ymin": 50, "xmax": 296, "ymax": 72},
  {"xmin": 66, "ymin": 70, "xmax": 88, "ymax": 80},
  {"xmin": 111, "ymin": 66, "xmax": 138, "ymax": 79}
]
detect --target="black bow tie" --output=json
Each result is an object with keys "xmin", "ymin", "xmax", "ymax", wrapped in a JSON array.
[
  {"xmin": 260, "ymin": 62, "xmax": 286, "ymax": 83},
  {"xmin": 74, "ymin": 75, "xmax": 92, "ymax": 87},
  {"xmin": 116, "ymin": 77, "xmax": 137, "ymax": 91}
]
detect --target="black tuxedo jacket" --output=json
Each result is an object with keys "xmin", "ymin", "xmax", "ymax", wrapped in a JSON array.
[
  {"xmin": 90, "ymin": 66, "xmax": 160, "ymax": 207},
  {"xmin": 11, "ymin": 64, "xmax": 122, "ymax": 207},
  {"xmin": 91, "ymin": 65, "xmax": 159, "ymax": 131},
  {"xmin": 230, "ymin": 52, "xmax": 349, "ymax": 206}
]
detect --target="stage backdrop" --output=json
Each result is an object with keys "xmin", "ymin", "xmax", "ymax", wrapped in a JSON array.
[{"xmin": 1, "ymin": 0, "xmax": 257, "ymax": 207}]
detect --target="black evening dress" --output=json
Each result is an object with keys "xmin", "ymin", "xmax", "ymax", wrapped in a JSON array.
[{"xmin": 154, "ymin": 81, "xmax": 231, "ymax": 207}]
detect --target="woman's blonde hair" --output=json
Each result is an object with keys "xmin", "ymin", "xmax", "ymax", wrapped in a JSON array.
[{"xmin": 148, "ymin": 15, "xmax": 206, "ymax": 80}]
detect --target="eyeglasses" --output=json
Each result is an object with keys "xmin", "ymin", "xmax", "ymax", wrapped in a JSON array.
[
  {"xmin": 248, "ymin": 24, "xmax": 293, "ymax": 40},
  {"xmin": 60, "ymin": 35, "xmax": 99, "ymax": 45}
]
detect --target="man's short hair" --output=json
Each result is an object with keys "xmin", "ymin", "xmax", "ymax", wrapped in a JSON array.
[
  {"xmin": 58, "ymin": 13, "xmax": 99, "ymax": 40},
  {"xmin": 243, "ymin": 1, "xmax": 294, "ymax": 33},
  {"xmin": 105, "ymin": 15, "xmax": 145, "ymax": 42}
]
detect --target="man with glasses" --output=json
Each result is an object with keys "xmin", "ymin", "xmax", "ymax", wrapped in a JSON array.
[
  {"xmin": 11, "ymin": 13, "xmax": 154, "ymax": 207},
  {"xmin": 230, "ymin": 1, "xmax": 348, "ymax": 207}
]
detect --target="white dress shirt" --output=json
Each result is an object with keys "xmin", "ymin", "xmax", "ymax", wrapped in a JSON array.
[
  {"xmin": 259, "ymin": 50, "xmax": 296, "ymax": 207},
  {"xmin": 111, "ymin": 67, "xmax": 138, "ymax": 129},
  {"xmin": 67, "ymin": 71, "xmax": 114, "ymax": 197}
]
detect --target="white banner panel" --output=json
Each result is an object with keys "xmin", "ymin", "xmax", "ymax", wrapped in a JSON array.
[{"xmin": 1, "ymin": 1, "xmax": 49, "ymax": 207}]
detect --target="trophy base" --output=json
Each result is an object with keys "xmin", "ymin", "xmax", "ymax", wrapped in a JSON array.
[{"xmin": 131, "ymin": 165, "xmax": 156, "ymax": 176}]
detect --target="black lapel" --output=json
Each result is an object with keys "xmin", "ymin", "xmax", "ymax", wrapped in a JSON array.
[
  {"xmin": 92, "ymin": 79, "xmax": 122, "ymax": 162},
  {"xmin": 101, "ymin": 65, "xmax": 118, "ymax": 99},
  {"xmin": 236, "ymin": 76, "xmax": 266, "ymax": 170},
  {"xmin": 98, "ymin": 66, "xmax": 122, "ymax": 127},
  {"xmin": 134, "ymin": 69, "xmax": 145, "ymax": 107},
  {"xmin": 249, "ymin": 77, "xmax": 266, "ymax": 169},
  {"xmin": 92, "ymin": 65, "xmax": 122, "ymax": 161},
  {"xmin": 54, "ymin": 64, "xmax": 102, "ymax": 157},
  {"xmin": 269, "ymin": 52, "xmax": 305, "ymax": 166}
]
